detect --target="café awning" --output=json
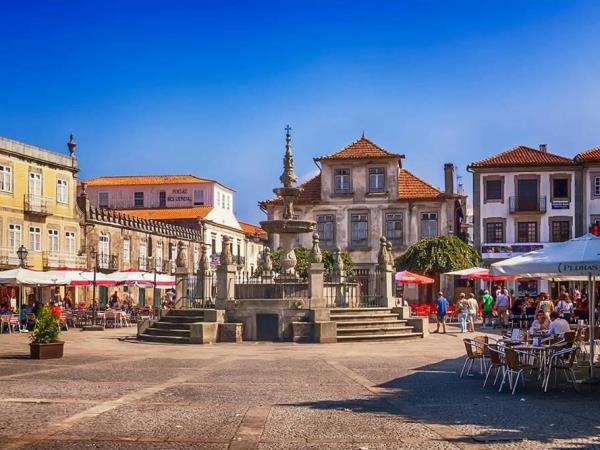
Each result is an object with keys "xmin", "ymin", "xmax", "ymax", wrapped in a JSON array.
[{"xmin": 0, "ymin": 267, "xmax": 67, "ymax": 286}]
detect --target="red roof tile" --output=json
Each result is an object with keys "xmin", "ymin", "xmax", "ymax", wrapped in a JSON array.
[
  {"xmin": 118, "ymin": 206, "xmax": 213, "ymax": 220},
  {"xmin": 239, "ymin": 222, "xmax": 268, "ymax": 237},
  {"xmin": 85, "ymin": 174, "xmax": 213, "ymax": 187},
  {"xmin": 259, "ymin": 174, "xmax": 322, "ymax": 206},
  {"xmin": 398, "ymin": 169, "xmax": 444, "ymax": 200},
  {"xmin": 575, "ymin": 146, "xmax": 600, "ymax": 162},
  {"xmin": 314, "ymin": 137, "xmax": 403, "ymax": 161},
  {"xmin": 469, "ymin": 146, "xmax": 575, "ymax": 169}
]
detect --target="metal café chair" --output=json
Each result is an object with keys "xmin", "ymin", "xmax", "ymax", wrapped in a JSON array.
[
  {"xmin": 460, "ymin": 338, "xmax": 487, "ymax": 378},
  {"xmin": 501, "ymin": 347, "xmax": 540, "ymax": 395},
  {"xmin": 483, "ymin": 344, "xmax": 506, "ymax": 389},
  {"xmin": 543, "ymin": 346, "xmax": 579, "ymax": 392}
]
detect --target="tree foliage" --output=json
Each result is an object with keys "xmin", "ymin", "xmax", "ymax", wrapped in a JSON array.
[
  {"xmin": 394, "ymin": 236, "xmax": 480, "ymax": 275},
  {"xmin": 31, "ymin": 305, "xmax": 60, "ymax": 344},
  {"xmin": 262, "ymin": 247, "xmax": 354, "ymax": 278}
]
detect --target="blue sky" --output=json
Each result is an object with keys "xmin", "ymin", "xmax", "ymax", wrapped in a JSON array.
[{"xmin": 1, "ymin": 1, "xmax": 599, "ymax": 223}]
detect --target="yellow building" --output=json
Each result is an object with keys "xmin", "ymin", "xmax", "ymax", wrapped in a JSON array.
[{"xmin": 0, "ymin": 135, "xmax": 82, "ymax": 273}]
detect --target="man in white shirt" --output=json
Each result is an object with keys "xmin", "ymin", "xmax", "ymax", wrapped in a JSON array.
[
  {"xmin": 547, "ymin": 311, "xmax": 571, "ymax": 337},
  {"xmin": 495, "ymin": 289, "xmax": 511, "ymax": 328}
]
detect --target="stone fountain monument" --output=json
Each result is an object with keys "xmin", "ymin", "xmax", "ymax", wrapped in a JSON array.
[{"xmin": 260, "ymin": 125, "xmax": 316, "ymax": 278}]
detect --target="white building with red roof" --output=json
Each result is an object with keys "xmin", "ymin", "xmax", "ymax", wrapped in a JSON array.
[
  {"xmin": 468, "ymin": 144, "xmax": 580, "ymax": 298},
  {"xmin": 260, "ymin": 134, "xmax": 467, "ymax": 276}
]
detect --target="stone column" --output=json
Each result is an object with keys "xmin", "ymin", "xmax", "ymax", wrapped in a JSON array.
[
  {"xmin": 378, "ymin": 237, "xmax": 395, "ymax": 308},
  {"xmin": 308, "ymin": 234, "xmax": 328, "ymax": 318},
  {"xmin": 215, "ymin": 236, "xmax": 236, "ymax": 309}
]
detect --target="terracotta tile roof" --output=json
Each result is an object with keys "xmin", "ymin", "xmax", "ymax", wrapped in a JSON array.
[
  {"xmin": 239, "ymin": 222, "xmax": 267, "ymax": 237},
  {"xmin": 85, "ymin": 174, "xmax": 213, "ymax": 187},
  {"xmin": 575, "ymin": 146, "xmax": 600, "ymax": 162},
  {"xmin": 469, "ymin": 146, "xmax": 576, "ymax": 169},
  {"xmin": 259, "ymin": 174, "xmax": 322, "ymax": 206},
  {"xmin": 117, "ymin": 206, "xmax": 213, "ymax": 220},
  {"xmin": 398, "ymin": 168, "xmax": 444, "ymax": 200},
  {"xmin": 314, "ymin": 137, "xmax": 404, "ymax": 161}
]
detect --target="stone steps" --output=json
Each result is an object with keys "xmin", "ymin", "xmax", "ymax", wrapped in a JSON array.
[
  {"xmin": 331, "ymin": 307, "xmax": 422, "ymax": 342},
  {"xmin": 137, "ymin": 334, "xmax": 191, "ymax": 344},
  {"xmin": 337, "ymin": 332, "xmax": 423, "ymax": 342},
  {"xmin": 138, "ymin": 310, "xmax": 206, "ymax": 343}
]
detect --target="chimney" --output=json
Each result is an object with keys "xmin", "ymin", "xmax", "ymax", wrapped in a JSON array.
[
  {"xmin": 444, "ymin": 163, "xmax": 454, "ymax": 195},
  {"xmin": 539, "ymin": 144, "xmax": 547, "ymax": 153}
]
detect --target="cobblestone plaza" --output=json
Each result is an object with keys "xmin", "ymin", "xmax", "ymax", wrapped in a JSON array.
[{"xmin": 0, "ymin": 325, "xmax": 598, "ymax": 449}]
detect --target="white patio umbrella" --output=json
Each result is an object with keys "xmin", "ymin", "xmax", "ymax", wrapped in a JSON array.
[
  {"xmin": 140, "ymin": 272, "xmax": 176, "ymax": 287},
  {"xmin": 0, "ymin": 267, "xmax": 66, "ymax": 286},
  {"xmin": 104, "ymin": 269, "xmax": 150, "ymax": 286},
  {"xmin": 491, "ymin": 233, "xmax": 600, "ymax": 381},
  {"xmin": 44, "ymin": 269, "xmax": 115, "ymax": 287},
  {"xmin": 444, "ymin": 267, "xmax": 488, "ymax": 276}
]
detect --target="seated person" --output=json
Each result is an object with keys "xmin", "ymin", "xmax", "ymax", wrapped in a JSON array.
[
  {"xmin": 547, "ymin": 311, "xmax": 571, "ymax": 337},
  {"xmin": 529, "ymin": 311, "xmax": 550, "ymax": 335}
]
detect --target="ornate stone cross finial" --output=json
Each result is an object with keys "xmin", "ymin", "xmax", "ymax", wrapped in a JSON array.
[
  {"xmin": 220, "ymin": 236, "xmax": 233, "ymax": 265},
  {"xmin": 310, "ymin": 233, "xmax": 323, "ymax": 263},
  {"xmin": 67, "ymin": 134, "xmax": 77, "ymax": 156},
  {"xmin": 280, "ymin": 125, "xmax": 297, "ymax": 189}
]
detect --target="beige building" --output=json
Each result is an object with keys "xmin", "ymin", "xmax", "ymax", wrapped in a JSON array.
[{"xmin": 260, "ymin": 135, "xmax": 467, "ymax": 270}]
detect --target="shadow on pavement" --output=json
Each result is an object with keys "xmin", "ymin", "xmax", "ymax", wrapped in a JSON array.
[{"xmin": 286, "ymin": 354, "xmax": 600, "ymax": 447}]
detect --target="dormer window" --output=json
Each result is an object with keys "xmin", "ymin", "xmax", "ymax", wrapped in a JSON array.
[
  {"xmin": 334, "ymin": 169, "xmax": 351, "ymax": 193},
  {"xmin": 369, "ymin": 168, "xmax": 385, "ymax": 193}
]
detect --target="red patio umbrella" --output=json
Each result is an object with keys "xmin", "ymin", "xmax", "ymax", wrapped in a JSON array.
[{"xmin": 394, "ymin": 270, "xmax": 435, "ymax": 284}]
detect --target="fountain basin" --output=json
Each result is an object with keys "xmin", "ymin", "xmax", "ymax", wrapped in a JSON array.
[{"xmin": 260, "ymin": 220, "xmax": 315, "ymax": 235}]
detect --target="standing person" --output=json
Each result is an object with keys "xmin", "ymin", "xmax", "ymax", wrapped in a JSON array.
[
  {"xmin": 456, "ymin": 293, "xmax": 469, "ymax": 333},
  {"xmin": 466, "ymin": 293, "xmax": 478, "ymax": 332},
  {"xmin": 63, "ymin": 291, "xmax": 73, "ymax": 310},
  {"xmin": 536, "ymin": 293, "xmax": 554, "ymax": 319},
  {"xmin": 555, "ymin": 293, "xmax": 574, "ymax": 322},
  {"xmin": 481, "ymin": 290, "xmax": 494, "ymax": 328},
  {"xmin": 109, "ymin": 290, "xmax": 120, "ymax": 309},
  {"xmin": 573, "ymin": 285, "xmax": 581, "ymax": 304},
  {"xmin": 495, "ymin": 289, "xmax": 510, "ymax": 328},
  {"xmin": 434, "ymin": 291, "xmax": 449, "ymax": 334}
]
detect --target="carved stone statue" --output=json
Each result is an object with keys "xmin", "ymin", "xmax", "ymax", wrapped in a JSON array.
[
  {"xmin": 386, "ymin": 240, "xmax": 394, "ymax": 266},
  {"xmin": 198, "ymin": 243, "xmax": 209, "ymax": 271},
  {"xmin": 310, "ymin": 233, "xmax": 322, "ymax": 263},
  {"xmin": 263, "ymin": 247, "xmax": 273, "ymax": 272},
  {"xmin": 220, "ymin": 236, "xmax": 233, "ymax": 265},
  {"xmin": 377, "ymin": 237, "xmax": 388, "ymax": 268},
  {"xmin": 175, "ymin": 241, "xmax": 187, "ymax": 269},
  {"xmin": 332, "ymin": 246, "xmax": 344, "ymax": 279}
]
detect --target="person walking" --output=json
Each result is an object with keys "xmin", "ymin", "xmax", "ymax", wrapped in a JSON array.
[
  {"xmin": 457, "ymin": 293, "xmax": 469, "ymax": 333},
  {"xmin": 495, "ymin": 288, "xmax": 510, "ymax": 328},
  {"xmin": 434, "ymin": 291, "xmax": 449, "ymax": 334},
  {"xmin": 466, "ymin": 293, "xmax": 478, "ymax": 332},
  {"xmin": 481, "ymin": 290, "xmax": 494, "ymax": 328}
]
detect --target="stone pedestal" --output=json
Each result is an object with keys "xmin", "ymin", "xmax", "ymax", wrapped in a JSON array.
[
  {"xmin": 292, "ymin": 322, "xmax": 313, "ymax": 342},
  {"xmin": 308, "ymin": 262, "xmax": 326, "ymax": 308},
  {"xmin": 189, "ymin": 323, "xmax": 218, "ymax": 344},
  {"xmin": 204, "ymin": 309, "xmax": 225, "ymax": 323},
  {"xmin": 314, "ymin": 321, "xmax": 337, "ymax": 343},
  {"xmin": 379, "ymin": 264, "xmax": 395, "ymax": 308},
  {"xmin": 392, "ymin": 306, "xmax": 410, "ymax": 320},
  {"xmin": 216, "ymin": 264, "xmax": 236, "ymax": 309},
  {"xmin": 175, "ymin": 267, "xmax": 189, "ymax": 308},
  {"xmin": 218, "ymin": 323, "xmax": 243, "ymax": 343}
]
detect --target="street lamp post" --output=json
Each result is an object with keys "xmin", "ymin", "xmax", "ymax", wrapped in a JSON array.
[
  {"xmin": 91, "ymin": 247, "xmax": 98, "ymax": 327},
  {"xmin": 149, "ymin": 256, "xmax": 158, "ymax": 307},
  {"xmin": 16, "ymin": 245, "xmax": 28, "ymax": 268}
]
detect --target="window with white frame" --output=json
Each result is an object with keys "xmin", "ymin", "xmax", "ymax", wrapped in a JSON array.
[
  {"xmin": 29, "ymin": 226, "xmax": 41, "ymax": 251},
  {"xmin": 139, "ymin": 241, "xmax": 147, "ymax": 270},
  {"xmin": 385, "ymin": 212, "xmax": 403, "ymax": 246},
  {"xmin": 56, "ymin": 179, "xmax": 68, "ymax": 204},
  {"xmin": 420, "ymin": 212, "xmax": 438, "ymax": 239},
  {"xmin": 122, "ymin": 238, "xmax": 130, "ymax": 264},
  {"xmin": 98, "ymin": 233, "xmax": 110, "ymax": 269},
  {"xmin": 193, "ymin": 245, "xmax": 199, "ymax": 271},
  {"xmin": 8, "ymin": 224, "xmax": 22, "ymax": 253},
  {"xmin": 594, "ymin": 177, "xmax": 600, "ymax": 197},
  {"xmin": 48, "ymin": 229, "xmax": 59, "ymax": 256},
  {"xmin": 216, "ymin": 191, "xmax": 220, "ymax": 207},
  {"xmin": 222, "ymin": 194, "xmax": 226, "ymax": 209},
  {"xmin": 194, "ymin": 190, "xmax": 204, "ymax": 205},
  {"xmin": 0, "ymin": 165, "xmax": 12, "ymax": 193},
  {"xmin": 368, "ymin": 168, "xmax": 385, "ymax": 193},
  {"xmin": 350, "ymin": 213, "xmax": 369, "ymax": 247},
  {"xmin": 156, "ymin": 242, "xmax": 163, "ymax": 270},
  {"xmin": 98, "ymin": 192, "xmax": 109, "ymax": 208},
  {"xmin": 334, "ymin": 169, "xmax": 351, "ymax": 193},
  {"xmin": 170, "ymin": 243, "xmax": 177, "ymax": 271},
  {"xmin": 226, "ymin": 195, "xmax": 230, "ymax": 210},
  {"xmin": 316, "ymin": 214, "xmax": 335, "ymax": 247},
  {"xmin": 65, "ymin": 231, "xmax": 76, "ymax": 257}
]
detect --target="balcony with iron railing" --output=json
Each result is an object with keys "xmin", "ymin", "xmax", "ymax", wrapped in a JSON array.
[
  {"xmin": 509, "ymin": 196, "xmax": 547, "ymax": 214},
  {"xmin": 24, "ymin": 194, "xmax": 52, "ymax": 216},
  {"xmin": 43, "ymin": 251, "xmax": 86, "ymax": 269},
  {"xmin": 0, "ymin": 247, "xmax": 26, "ymax": 268},
  {"xmin": 97, "ymin": 253, "xmax": 119, "ymax": 271}
]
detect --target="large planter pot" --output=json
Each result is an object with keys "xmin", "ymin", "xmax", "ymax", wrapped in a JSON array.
[{"xmin": 30, "ymin": 341, "xmax": 64, "ymax": 359}]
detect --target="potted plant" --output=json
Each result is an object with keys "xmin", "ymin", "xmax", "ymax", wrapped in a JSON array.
[{"xmin": 30, "ymin": 305, "xmax": 64, "ymax": 359}]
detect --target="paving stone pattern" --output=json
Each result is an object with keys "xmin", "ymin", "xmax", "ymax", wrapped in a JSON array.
[{"xmin": 0, "ymin": 324, "xmax": 598, "ymax": 449}]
